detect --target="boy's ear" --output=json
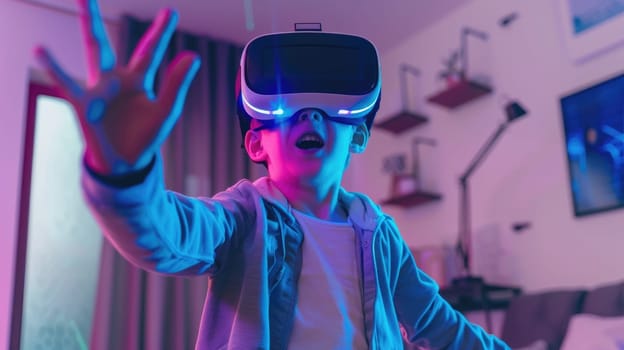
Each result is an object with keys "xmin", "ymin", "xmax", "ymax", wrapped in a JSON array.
[
  {"xmin": 244, "ymin": 129, "xmax": 267, "ymax": 162},
  {"xmin": 350, "ymin": 124, "xmax": 369, "ymax": 154}
]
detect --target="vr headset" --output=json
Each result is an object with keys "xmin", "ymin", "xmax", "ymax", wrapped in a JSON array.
[{"xmin": 236, "ymin": 28, "xmax": 382, "ymax": 137}]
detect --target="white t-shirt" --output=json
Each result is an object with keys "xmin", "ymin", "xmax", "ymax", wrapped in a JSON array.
[{"xmin": 288, "ymin": 210, "xmax": 368, "ymax": 350}]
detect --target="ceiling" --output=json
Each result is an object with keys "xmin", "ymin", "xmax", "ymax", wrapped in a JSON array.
[{"xmin": 24, "ymin": 0, "xmax": 471, "ymax": 53}]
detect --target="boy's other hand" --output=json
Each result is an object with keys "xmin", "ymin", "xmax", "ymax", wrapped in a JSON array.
[{"xmin": 34, "ymin": 0, "xmax": 200, "ymax": 175}]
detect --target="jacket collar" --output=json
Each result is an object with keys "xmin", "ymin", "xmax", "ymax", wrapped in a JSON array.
[{"xmin": 253, "ymin": 176, "xmax": 383, "ymax": 231}]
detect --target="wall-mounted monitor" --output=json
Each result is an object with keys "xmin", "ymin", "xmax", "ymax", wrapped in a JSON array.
[{"xmin": 560, "ymin": 72, "xmax": 624, "ymax": 217}]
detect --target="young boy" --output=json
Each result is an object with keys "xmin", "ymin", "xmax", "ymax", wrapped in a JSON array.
[{"xmin": 35, "ymin": 0, "xmax": 511, "ymax": 348}]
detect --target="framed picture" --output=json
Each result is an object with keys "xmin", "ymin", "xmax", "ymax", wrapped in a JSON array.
[
  {"xmin": 560, "ymin": 71, "xmax": 624, "ymax": 217},
  {"xmin": 556, "ymin": 0, "xmax": 624, "ymax": 63}
]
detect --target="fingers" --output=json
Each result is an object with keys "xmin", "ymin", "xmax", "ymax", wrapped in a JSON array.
[
  {"xmin": 145, "ymin": 52, "xmax": 199, "ymax": 170},
  {"xmin": 129, "ymin": 8, "xmax": 179, "ymax": 93},
  {"xmin": 158, "ymin": 52, "xmax": 200, "ymax": 120},
  {"xmin": 34, "ymin": 46, "xmax": 84, "ymax": 100},
  {"xmin": 77, "ymin": 0, "xmax": 116, "ymax": 85},
  {"xmin": 151, "ymin": 52, "xmax": 200, "ymax": 151}
]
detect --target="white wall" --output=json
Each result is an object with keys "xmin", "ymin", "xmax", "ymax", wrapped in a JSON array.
[
  {"xmin": 349, "ymin": 0, "xmax": 624, "ymax": 293},
  {"xmin": 0, "ymin": 2, "xmax": 117, "ymax": 348}
]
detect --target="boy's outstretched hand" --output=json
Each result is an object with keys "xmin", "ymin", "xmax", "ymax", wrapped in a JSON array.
[{"xmin": 35, "ymin": 0, "xmax": 200, "ymax": 175}]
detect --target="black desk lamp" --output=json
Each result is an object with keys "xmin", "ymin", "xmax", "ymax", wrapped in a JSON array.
[{"xmin": 455, "ymin": 100, "xmax": 528, "ymax": 284}]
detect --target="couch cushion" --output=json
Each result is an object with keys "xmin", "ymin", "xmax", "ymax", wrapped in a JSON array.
[
  {"xmin": 582, "ymin": 281, "xmax": 624, "ymax": 316},
  {"xmin": 560, "ymin": 314, "xmax": 624, "ymax": 350},
  {"xmin": 501, "ymin": 289, "xmax": 586, "ymax": 349}
]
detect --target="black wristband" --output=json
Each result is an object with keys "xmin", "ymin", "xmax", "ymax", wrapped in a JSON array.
[{"xmin": 85, "ymin": 156, "xmax": 156, "ymax": 188}]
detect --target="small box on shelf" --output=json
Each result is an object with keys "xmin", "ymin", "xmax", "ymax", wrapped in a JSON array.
[
  {"xmin": 427, "ymin": 79, "xmax": 492, "ymax": 109},
  {"xmin": 375, "ymin": 111, "xmax": 429, "ymax": 134}
]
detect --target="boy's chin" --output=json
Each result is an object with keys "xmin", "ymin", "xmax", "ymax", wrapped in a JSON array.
[{"xmin": 289, "ymin": 160, "xmax": 343, "ymax": 179}]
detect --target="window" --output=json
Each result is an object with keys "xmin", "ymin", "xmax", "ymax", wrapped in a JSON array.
[{"xmin": 11, "ymin": 82, "xmax": 102, "ymax": 350}]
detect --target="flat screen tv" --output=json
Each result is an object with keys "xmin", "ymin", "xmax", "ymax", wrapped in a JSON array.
[{"xmin": 560, "ymin": 72, "xmax": 624, "ymax": 217}]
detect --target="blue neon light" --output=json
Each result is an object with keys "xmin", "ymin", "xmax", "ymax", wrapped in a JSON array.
[
  {"xmin": 242, "ymin": 95, "xmax": 283, "ymax": 115},
  {"xmin": 338, "ymin": 99, "xmax": 377, "ymax": 115},
  {"xmin": 350, "ymin": 100, "xmax": 377, "ymax": 114}
]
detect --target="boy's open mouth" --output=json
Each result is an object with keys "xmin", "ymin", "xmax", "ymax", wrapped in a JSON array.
[{"xmin": 296, "ymin": 132, "xmax": 325, "ymax": 150}]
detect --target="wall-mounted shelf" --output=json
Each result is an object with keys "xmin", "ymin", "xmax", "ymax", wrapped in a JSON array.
[
  {"xmin": 375, "ymin": 111, "xmax": 429, "ymax": 134},
  {"xmin": 427, "ymin": 79, "xmax": 492, "ymax": 109},
  {"xmin": 381, "ymin": 190, "xmax": 442, "ymax": 207}
]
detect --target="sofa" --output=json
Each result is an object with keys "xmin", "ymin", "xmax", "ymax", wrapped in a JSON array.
[{"xmin": 500, "ymin": 280, "xmax": 624, "ymax": 349}]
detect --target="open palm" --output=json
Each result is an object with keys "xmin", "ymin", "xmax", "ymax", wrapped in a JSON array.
[{"xmin": 35, "ymin": 0, "xmax": 200, "ymax": 175}]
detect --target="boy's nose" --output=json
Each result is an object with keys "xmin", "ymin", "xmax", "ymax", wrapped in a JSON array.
[{"xmin": 297, "ymin": 109, "xmax": 324, "ymax": 123}]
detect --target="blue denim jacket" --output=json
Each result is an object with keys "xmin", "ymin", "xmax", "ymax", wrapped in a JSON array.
[{"xmin": 82, "ymin": 156, "xmax": 510, "ymax": 350}]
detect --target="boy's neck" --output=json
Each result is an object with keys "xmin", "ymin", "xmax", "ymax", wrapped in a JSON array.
[{"xmin": 271, "ymin": 177, "xmax": 347, "ymax": 222}]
